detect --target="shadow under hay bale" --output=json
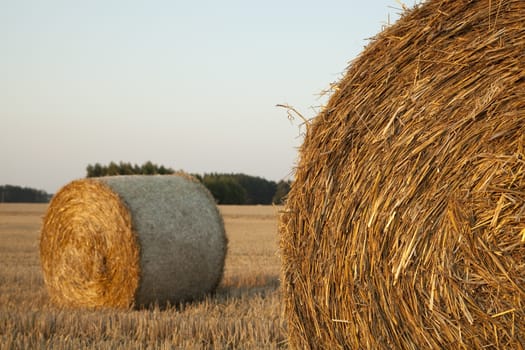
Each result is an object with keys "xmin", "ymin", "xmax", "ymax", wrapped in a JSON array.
[
  {"xmin": 40, "ymin": 174, "xmax": 227, "ymax": 309},
  {"xmin": 280, "ymin": 0, "xmax": 525, "ymax": 348}
]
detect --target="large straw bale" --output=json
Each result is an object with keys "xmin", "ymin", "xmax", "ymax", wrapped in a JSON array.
[
  {"xmin": 280, "ymin": 0, "xmax": 525, "ymax": 348},
  {"xmin": 40, "ymin": 174, "xmax": 227, "ymax": 308}
]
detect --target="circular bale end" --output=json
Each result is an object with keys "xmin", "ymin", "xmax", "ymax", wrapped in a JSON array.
[
  {"xmin": 40, "ymin": 179, "xmax": 140, "ymax": 308},
  {"xmin": 280, "ymin": 0, "xmax": 525, "ymax": 348},
  {"xmin": 40, "ymin": 174, "xmax": 227, "ymax": 308}
]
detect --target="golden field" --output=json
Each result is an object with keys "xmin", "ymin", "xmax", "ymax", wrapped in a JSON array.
[{"xmin": 0, "ymin": 203, "xmax": 286, "ymax": 349}]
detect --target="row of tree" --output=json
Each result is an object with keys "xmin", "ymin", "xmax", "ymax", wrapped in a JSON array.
[
  {"xmin": 86, "ymin": 161, "xmax": 175, "ymax": 177},
  {"xmin": 0, "ymin": 185, "xmax": 51, "ymax": 203},
  {"xmin": 195, "ymin": 173, "xmax": 290, "ymax": 205},
  {"xmin": 85, "ymin": 161, "xmax": 291, "ymax": 204},
  {"xmin": 0, "ymin": 162, "xmax": 292, "ymax": 204}
]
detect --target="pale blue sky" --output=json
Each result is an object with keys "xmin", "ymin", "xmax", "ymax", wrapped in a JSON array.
[{"xmin": 1, "ymin": 1, "xmax": 407, "ymax": 193}]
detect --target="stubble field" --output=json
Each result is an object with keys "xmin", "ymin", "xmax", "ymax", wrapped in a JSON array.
[{"xmin": 0, "ymin": 203, "xmax": 286, "ymax": 349}]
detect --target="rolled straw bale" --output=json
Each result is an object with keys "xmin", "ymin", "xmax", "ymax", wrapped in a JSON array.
[
  {"xmin": 40, "ymin": 174, "xmax": 227, "ymax": 308},
  {"xmin": 280, "ymin": 0, "xmax": 525, "ymax": 348}
]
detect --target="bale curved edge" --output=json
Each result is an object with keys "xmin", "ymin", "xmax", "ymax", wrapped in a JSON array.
[
  {"xmin": 40, "ymin": 174, "xmax": 227, "ymax": 308},
  {"xmin": 280, "ymin": 0, "xmax": 525, "ymax": 348}
]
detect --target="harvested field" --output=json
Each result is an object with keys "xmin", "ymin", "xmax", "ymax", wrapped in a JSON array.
[{"xmin": 0, "ymin": 203, "xmax": 285, "ymax": 349}]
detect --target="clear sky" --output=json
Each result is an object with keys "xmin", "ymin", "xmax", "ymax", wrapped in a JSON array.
[{"xmin": 1, "ymin": 0, "xmax": 406, "ymax": 193}]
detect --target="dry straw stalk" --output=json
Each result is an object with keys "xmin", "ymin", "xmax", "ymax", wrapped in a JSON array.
[
  {"xmin": 280, "ymin": 0, "xmax": 525, "ymax": 348},
  {"xmin": 40, "ymin": 174, "xmax": 227, "ymax": 308}
]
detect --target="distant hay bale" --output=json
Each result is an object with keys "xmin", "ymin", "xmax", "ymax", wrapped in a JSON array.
[
  {"xmin": 280, "ymin": 0, "xmax": 525, "ymax": 348},
  {"xmin": 40, "ymin": 174, "xmax": 227, "ymax": 308}
]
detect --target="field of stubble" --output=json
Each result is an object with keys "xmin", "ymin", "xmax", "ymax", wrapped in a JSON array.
[{"xmin": 0, "ymin": 203, "xmax": 286, "ymax": 349}]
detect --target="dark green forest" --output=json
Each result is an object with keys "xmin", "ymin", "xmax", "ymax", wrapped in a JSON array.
[
  {"xmin": 86, "ymin": 161, "xmax": 175, "ymax": 177},
  {"xmin": 1, "ymin": 162, "xmax": 291, "ymax": 204},
  {"xmin": 0, "ymin": 185, "xmax": 51, "ymax": 203},
  {"xmin": 85, "ymin": 161, "xmax": 290, "ymax": 205},
  {"xmin": 194, "ymin": 173, "xmax": 290, "ymax": 205}
]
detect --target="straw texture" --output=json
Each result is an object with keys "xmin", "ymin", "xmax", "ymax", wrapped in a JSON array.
[
  {"xmin": 280, "ymin": 0, "xmax": 525, "ymax": 348},
  {"xmin": 40, "ymin": 174, "xmax": 226, "ymax": 308}
]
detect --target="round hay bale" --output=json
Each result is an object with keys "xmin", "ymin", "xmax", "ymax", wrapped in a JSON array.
[
  {"xmin": 40, "ymin": 174, "xmax": 227, "ymax": 308},
  {"xmin": 280, "ymin": 0, "xmax": 525, "ymax": 348}
]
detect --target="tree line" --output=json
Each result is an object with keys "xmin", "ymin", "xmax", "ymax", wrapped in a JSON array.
[
  {"xmin": 0, "ymin": 185, "xmax": 51, "ymax": 203},
  {"xmin": 195, "ymin": 173, "xmax": 290, "ymax": 205},
  {"xmin": 0, "ymin": 162, "xmax": 291, "ymax": 204},
  {"xmin": 85, "ymin": 161, "xmax": 291, "ymax": 204},
  {"xmin": 86, "ymin": 161, "xmax": 175, "ymax": 177}
]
